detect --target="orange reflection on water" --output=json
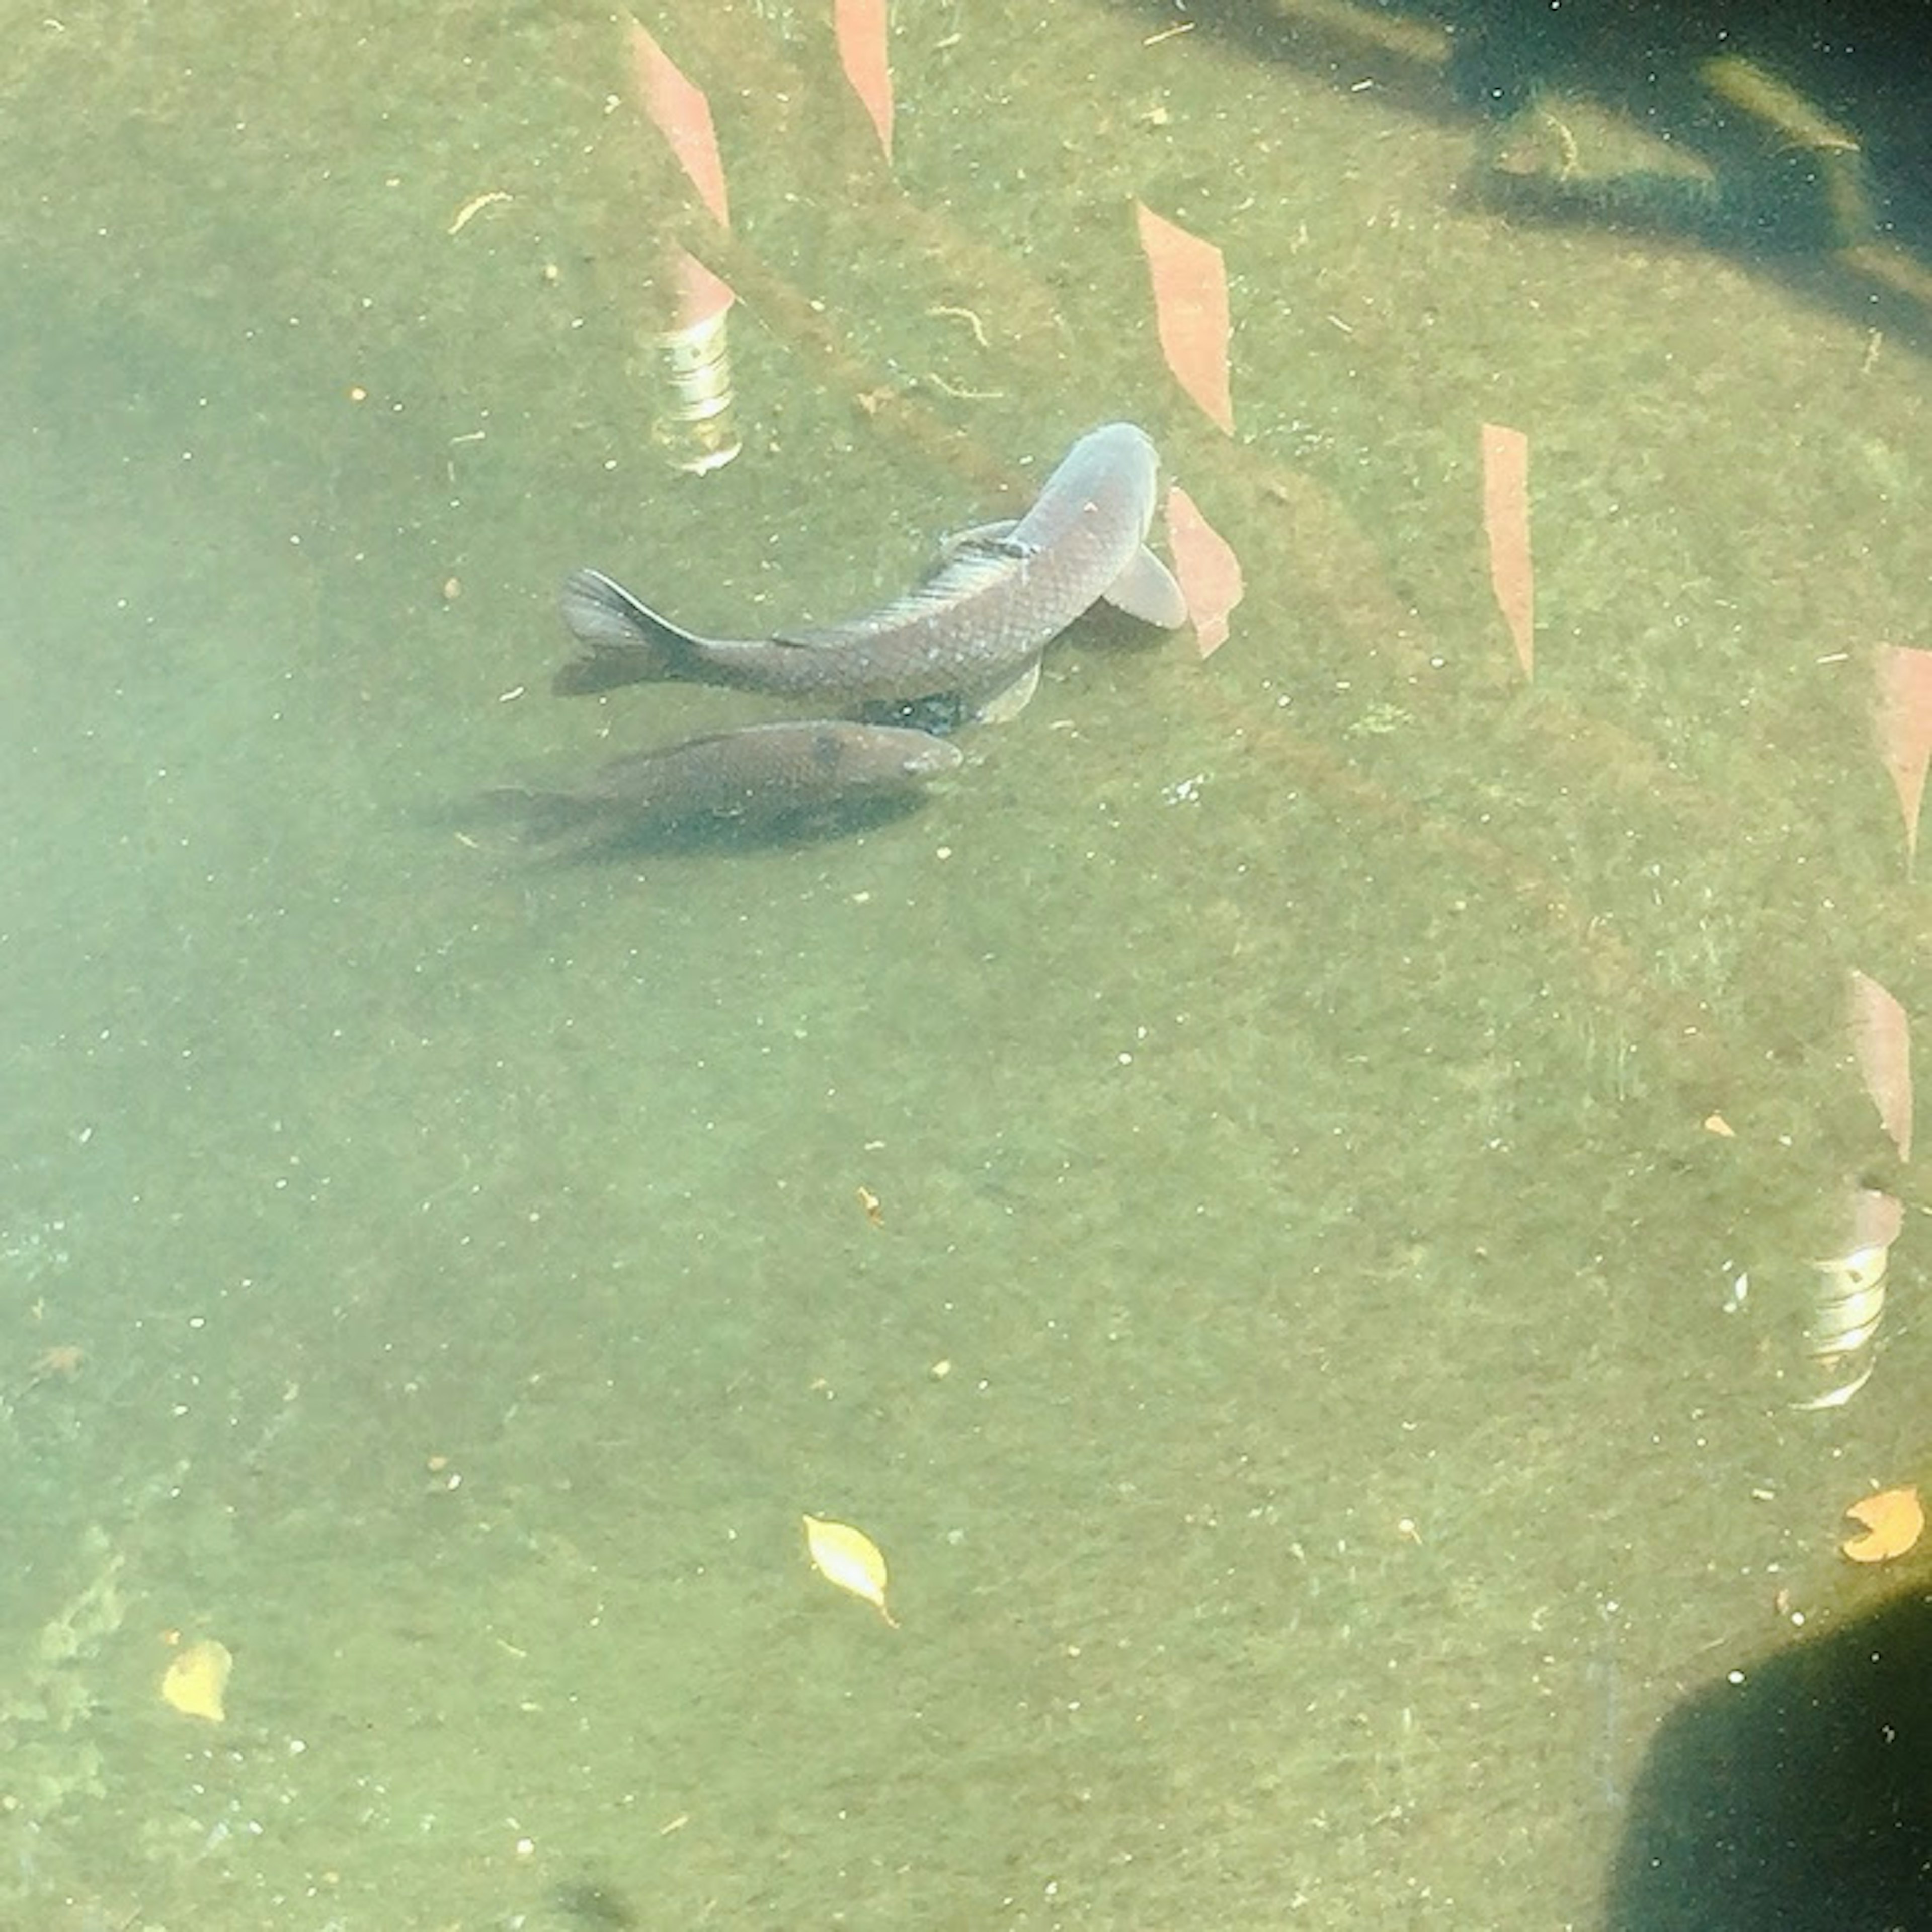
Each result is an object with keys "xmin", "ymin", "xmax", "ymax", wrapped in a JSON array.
[{"xmin": 1135, "ymin": 203, "xmax": 1232, "ymax": 435}]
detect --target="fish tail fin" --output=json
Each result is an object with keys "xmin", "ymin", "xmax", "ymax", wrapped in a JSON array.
[
  {"xmin": 479, "ymin": 783, "xmax": 600, "ymax": 841},
  {"xmin": 554, "ymin": 567, "xmax": 705, "ymax": 694}
]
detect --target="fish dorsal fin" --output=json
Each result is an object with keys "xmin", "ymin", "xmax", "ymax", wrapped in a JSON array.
[
  {"xmin": 936, "ymin": 517, "xmax": 1021, "ymax": 558},
  {"xmin": 1103, "ymin": 546, "xmax": 1189, "ymax": 628},
  {"xmin": 772, "ymin": 539, "xmax": 1023, "ymax": 651}
]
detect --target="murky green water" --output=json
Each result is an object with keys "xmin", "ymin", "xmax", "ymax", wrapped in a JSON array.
[{"xmin": 4, "ymin": 4, "xmax": 1929, "ymax": 1928}]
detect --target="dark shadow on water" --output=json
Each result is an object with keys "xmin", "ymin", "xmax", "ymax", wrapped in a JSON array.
[
  {"xmin": 1606, "ymin": 1581, "xmax": 1932, "ymax": 1931},
  {"xmin": 458, "ymin": 786, "xmax": 935, "ymax": 863},
  {"xmin": 548, "ymin": 1874, "xmax": 638, "ymax": 1929},
  {"xmin": 1121, "ymin": 0, "xmax": 1932, "ymax": 352}
]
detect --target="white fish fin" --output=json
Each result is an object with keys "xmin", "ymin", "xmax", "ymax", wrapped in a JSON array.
[
  {"xmin": 1102, "ymin": 546, "xmax": 1189, "ymax": 628},
  {"xmin": 973, "ymin": 656, "xmax": 1042, "ymax": 724}
]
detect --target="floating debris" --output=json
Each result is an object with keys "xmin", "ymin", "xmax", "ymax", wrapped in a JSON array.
[
  {"xmin": 159, "ymin": 1638, "xmax": 233, "ymax": 1722},
  {"xmin": 802, "ymin": 1515, "xmax": 898, "ymax": 1626},
  {"xmin": 1841, "ymin": 1485, "xmax": 1923, "ymax": 1563}
]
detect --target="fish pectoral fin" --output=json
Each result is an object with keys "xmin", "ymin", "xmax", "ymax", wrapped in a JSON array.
[
  {"xmin": 972, "ymin": 657, "xmax": 1042, "ymax": 725},
  {"xmin": 1103, "ymin": 546, "xmax": 1189, "ymax": 628}
]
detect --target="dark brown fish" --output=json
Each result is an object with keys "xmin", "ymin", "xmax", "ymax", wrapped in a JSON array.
[
  {"xmin": 493, "ymin": 719, "xmax": 961, "ymax": 841},
  {"xmin": 553, "ymin": 422, "xmax": 1187, "ymax": 719}
]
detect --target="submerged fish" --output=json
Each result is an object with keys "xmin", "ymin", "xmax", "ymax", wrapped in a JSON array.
[
  {"xmin": 554, "ymin": 422, "xmax": 1188, "ymax": 719},
  {"xmin": 493, "ymin": 719, "xmax": 961, "ymax": 841}
]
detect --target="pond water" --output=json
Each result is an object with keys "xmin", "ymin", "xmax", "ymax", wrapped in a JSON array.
[{"xmin": 4, "ymin": 4, "xmax": 1930, "ymax": 1927}]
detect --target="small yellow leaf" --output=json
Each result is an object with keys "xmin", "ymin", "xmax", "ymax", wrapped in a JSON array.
[
  {"xmin": 802, "ymin": 1514, "xmax": 898, "ymax": 1627},
  {"xmin": 1841, "ymin": 1485, "xmax": 1924, "ymax": 1563},
  {"xmin": 160, "ymin": 1638, "xmax": 233, "ymax": 1722}
]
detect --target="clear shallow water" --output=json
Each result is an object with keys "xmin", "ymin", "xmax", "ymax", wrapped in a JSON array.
[{"xmin": 3, "ymin": 5, "xmax": 1930, "ymax": 1928}]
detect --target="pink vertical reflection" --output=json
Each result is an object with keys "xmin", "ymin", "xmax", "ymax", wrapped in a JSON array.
[
  {"xmin": 1166, "ymin": 486, "xmax": 1244, "ymax": 658},
  {"xmin": 835, "ymin": 0, "xmax": 893, "ymax": 161},
  {"xmin": 628, "ymin": 18, "xmax": 735, "ymax": 330},
  {"xmin": 1481, "ymin": 423, "xmax": 1533, "ymax": 679},
  {"xmin": 1135, "ymin": 204, "xmax": 1233, "ymax": 434},
  {"xmin": 1874, "ymin": 643, "xmax": 1932, "ymax": 867},
  {"xmin": 1849, "ymin": 968, "xmax": 1913, "ymax": 1163},
  {"xmin": 1848, "ymin": 1185, "xmax": 1905, "ymax": 1253}
]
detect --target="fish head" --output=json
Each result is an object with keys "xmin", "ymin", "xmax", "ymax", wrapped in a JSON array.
[
  {"xmin": 1076, "ymin": 422, "xmax": 1162, "ymax": 534},
  {"xmin": 895, "ymin": 734, "xmax": 965, "ymax": 779},
  {"xmin": 811, "ymin": 723, "xmax": 962, "ymax": 794}
]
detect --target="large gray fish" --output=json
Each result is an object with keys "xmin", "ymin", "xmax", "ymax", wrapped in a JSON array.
[
  {"xmin": 493, "ymin": 719, "xmax": 961, "ymax": 841},
  {"xmin": 554, "ymin": 422, "xmax": 1188, "ymax": 720}
]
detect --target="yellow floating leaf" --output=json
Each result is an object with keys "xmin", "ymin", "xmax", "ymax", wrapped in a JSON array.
[
  {"xmin": 802, "ymin": 1514, "xmax": 898, "ymax": 1627},
  {"xmin": 160, "ymin": 1638, "xmax": 233, "ymax": 1721},
  {"xmin": 1841, "ymin": 1484, "xmax": 1924, "ymax": 1563}
]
